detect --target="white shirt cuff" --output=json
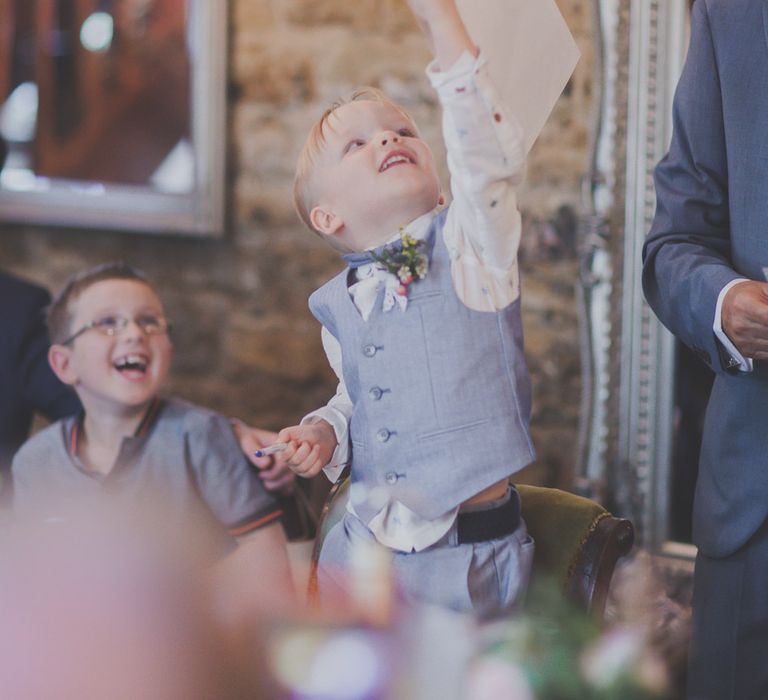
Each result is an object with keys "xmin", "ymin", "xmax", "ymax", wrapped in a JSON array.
[
  {"xmin": 301, "ymin": 406, "xmax": 350, "ymax": 482},
  {"xmin": 713, "ymin": 278, "xmax": 753, "ymax": 372},
  {"xmin": 425, "ymin": 49, "xmax": 484, "ymax": 92}
]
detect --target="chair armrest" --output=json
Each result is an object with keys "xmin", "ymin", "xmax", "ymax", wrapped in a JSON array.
[
  {"xmin": 567, "ymin": 515, "xmax": 634, "ymax": 618},
  {"xmin": 308, "ymin": 467, "xmax": 350, "ymax": 602}
]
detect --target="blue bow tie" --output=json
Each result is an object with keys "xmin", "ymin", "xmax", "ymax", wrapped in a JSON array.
[{"xmin": 342, "ymin": 239, "xmax": 404, "ymax": 269}]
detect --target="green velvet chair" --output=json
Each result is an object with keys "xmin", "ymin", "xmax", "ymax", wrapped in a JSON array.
[
  {"xmin": 308, "ymin": 472, "xmax": 634, "ymax": 620},
  {"xmin": 517, "ymin": 483, "xmax": 634, "ymax": 619}
]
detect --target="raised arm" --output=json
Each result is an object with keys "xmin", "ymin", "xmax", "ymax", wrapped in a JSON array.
[
  {"xmin": 411, "ymin": 0, "xmax": 526, "ymax": 308},
  {"xmin": 406, "ymin": 0, "xmax": 477, "ymax": 69}
]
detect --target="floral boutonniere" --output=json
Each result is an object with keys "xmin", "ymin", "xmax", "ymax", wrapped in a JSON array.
[{"xmin": 370, "ymin": 227, "xmax": 429, "ymax": 297}]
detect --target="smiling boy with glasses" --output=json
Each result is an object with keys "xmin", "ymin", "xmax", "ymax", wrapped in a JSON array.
[{"xmin": 11, "ymin": 262, "xmax": 294, "ymax": 609}]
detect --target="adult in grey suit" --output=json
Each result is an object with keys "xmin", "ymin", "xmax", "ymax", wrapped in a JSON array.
[{"xmin": 643, "ymin": 1, "xmax": 768, "ymax": 697}]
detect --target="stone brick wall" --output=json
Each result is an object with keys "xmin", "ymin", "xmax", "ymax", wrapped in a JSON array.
[{"xmin": 1, "ymin": 0, "xmax": 592, "ymax": 488}]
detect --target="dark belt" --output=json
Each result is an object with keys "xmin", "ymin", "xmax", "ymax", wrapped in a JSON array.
[{"xmin": 456, "ymin": 488, "xmax": 521, "ymax": 545}]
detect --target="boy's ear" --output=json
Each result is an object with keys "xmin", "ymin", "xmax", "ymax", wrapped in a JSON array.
[
  {"xmin": 309, "ymin": 205, "xmax": 344, "ymax": 238},
  {"xmin": 48, "ymin": 344, "xmax": 79, "ymax": 386}
]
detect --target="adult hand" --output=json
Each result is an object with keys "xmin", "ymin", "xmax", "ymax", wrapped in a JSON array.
[
  {"xmin": 232, "ymin": 420, "xmax": 295, "ymax": 495},
  {"xmin": 721, "ymin": 280, "xmax": 768, "ymax": 360},
  {"xmin": 276, "ymin": 421, "xmax": 338, "ymax": 479}
]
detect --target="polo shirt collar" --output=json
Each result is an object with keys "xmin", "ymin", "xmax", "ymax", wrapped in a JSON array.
[{"xmin": 68, "ymin": 396, "xmax": 164, "ymax": 460}]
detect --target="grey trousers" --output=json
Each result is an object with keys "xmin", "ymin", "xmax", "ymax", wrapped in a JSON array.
[
  {"xmin": 688, "ymin": 519, "xmax": 768, "ymax": 700},
  {"xmin": 318, "ymin": 496, "xmax": 534, "ymax": 618}
]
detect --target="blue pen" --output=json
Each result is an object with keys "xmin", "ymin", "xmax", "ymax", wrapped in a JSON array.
[{"xmin": 254, "ymin": 442, "xmax": 288, "ymax": 458}]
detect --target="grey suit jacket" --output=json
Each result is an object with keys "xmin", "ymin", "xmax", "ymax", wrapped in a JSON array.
[{"xmin": 643, "ymin": 0, "xmax": 768, "ymax": 557}]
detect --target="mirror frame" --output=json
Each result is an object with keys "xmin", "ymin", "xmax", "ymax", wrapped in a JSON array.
[
  {"xmin": 578, "ymin": 0, "xmax": 692, "ymax": 556},
  {"xmin": 0, "ymin": 0, "xmax": 226, "ymax": 237}
]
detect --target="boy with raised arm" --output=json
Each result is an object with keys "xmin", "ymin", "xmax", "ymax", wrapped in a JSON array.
[{"xmin": 277, "ymin": 0, "xmax": 535, "ymax": 616}]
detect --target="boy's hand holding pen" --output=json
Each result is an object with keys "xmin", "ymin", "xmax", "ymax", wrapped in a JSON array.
[
  {"xmin": 260, "ymin": 421, "xmax": 338, "ymax": 479},
  {"xmin": 253, "ymin": 443, "xmax": 288, "ymax": 457},
  {"xmin": 232, "ymin": 419, "xmax": 296, "ymax": 495}
]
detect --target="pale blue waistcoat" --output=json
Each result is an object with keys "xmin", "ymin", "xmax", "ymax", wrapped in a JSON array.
[{"xmin": 309, "ymin": 210, "xmax": 535, "ymax": 522}]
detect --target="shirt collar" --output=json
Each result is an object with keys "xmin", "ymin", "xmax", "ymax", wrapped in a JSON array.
[
  {"xmin": 68, "ymin": 396, "xmax": 164, "ymax": 458},
  {"xmin": 374, "ymin": 209, "xmax": 437, "ymax": 249}
]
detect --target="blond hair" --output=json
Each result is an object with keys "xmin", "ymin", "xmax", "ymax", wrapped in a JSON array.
[{"xmin": 293, "ymin": 87, "xmax": 417, "ymax": 236}]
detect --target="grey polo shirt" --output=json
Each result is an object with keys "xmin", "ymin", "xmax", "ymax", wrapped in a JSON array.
[{"xmin": 11, "ymin": 397, "xmax": 282, "ymax": 546}]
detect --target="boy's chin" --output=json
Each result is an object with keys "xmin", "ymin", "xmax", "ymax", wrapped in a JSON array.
[
  {"xmin": 341, "ymin": 201, "xmax": 437, "ymax": 252},
  {"xmin": 117, "ymin": 394, "xmax": 162, "ymax": 416}
]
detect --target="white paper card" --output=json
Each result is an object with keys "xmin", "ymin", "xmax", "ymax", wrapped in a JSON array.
[{"xmin": 456, "ymin": 0, "xmax": 580, "ymax": 152}]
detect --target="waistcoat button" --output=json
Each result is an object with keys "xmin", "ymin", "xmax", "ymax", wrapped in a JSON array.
[
  {"xmin": 385, "ymin": 471, "xmax": 398, "ymax": 484},
  {"xmin": 376, "ymin": 428, "xmax": 391, "ymax": 442},
  {"xmin": 369, "ymin": 386, "xmax": 383, "ymax": 400},
  {"xmin": 363, "ymin": 344, "xmax": 377, "ymax": 357}
]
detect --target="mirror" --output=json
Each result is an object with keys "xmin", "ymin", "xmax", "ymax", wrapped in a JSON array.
[
  {"xmin": 0, "ymin": 0, "xmax": 225, "ymax": 236},
  {"xmin": 578, "ymin": 0, "xmax": 697, "ymax": 557}
]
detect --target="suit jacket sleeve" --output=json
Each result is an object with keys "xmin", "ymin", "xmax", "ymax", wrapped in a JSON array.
[
  {"xmin": 642, "ymin": 0, "xmax": 742, "ymax": 373},
  {"xmin": 17, "ymin": 285, "xmax": 80, "ymax": 421}
]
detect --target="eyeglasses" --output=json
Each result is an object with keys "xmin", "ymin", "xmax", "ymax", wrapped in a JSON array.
[{"xmin": 63, "ymin": 314, "xmax": 172, "ymax": 345}]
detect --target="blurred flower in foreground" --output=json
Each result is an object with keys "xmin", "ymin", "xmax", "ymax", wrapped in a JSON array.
[
  {"xmin": 580, "ymin": 625, "xmax": 667, "ymax": 695},
  {"xmin": 466, "ymin": 570, "xmax": 670, "ymax": 700},
  {"xmin": 467, "ymin": 655, "xmax": 534, "ymax": 700}
]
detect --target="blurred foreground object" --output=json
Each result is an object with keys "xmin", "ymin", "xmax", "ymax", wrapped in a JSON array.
[
  {"xmin": 467, "ymin": 555, "xmax": 672, "ymax": 700},
  {"xmin": 0, "ymin": 500, "xmax": 266, "ymax": 700}
]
